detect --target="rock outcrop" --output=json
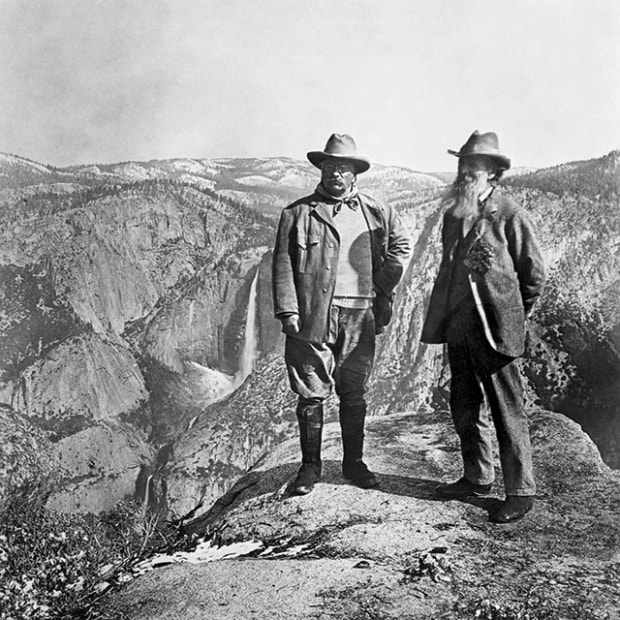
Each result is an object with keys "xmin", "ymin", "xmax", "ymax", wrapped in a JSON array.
[
  {"xmin": 0, "ymin": 404, "xmax": 53, "ymax": 506},
  {"xmin": 104, "ymin": 409, "xmax": 620, "ymax": 620},
  {"xmin": 0, "ymin": 166, "xmax": 276, "ymax": 511}
]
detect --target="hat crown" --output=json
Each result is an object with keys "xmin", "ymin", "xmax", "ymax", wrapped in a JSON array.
[
  {"xmin": 323, "ymin": 133, "xmax": 359, "ymax": 157},
  {"xmin": 448, "ymin": 130, "xmax": 511, "ymax": 170},
  {"xmin": 307, "ymin": 133, "xmax": 371, "ymax": 173},
  {"xmin": 460, "ymin": 130, "xmax": 501, "ymax": 156}
]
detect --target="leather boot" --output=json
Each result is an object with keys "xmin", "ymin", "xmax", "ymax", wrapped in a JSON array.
[
  {"xmin": 293, "ymin": 402, "xmax": 323, "ymax": 495},
  {"xmin": 436, "ymin": 477, "xmax": 493, "ymax": 498},
  {"xmin": 340, "ymin": 402, "xmax": 379, "ymax": 489},
  {"xmin": 490, "ymin": 495, "xmax": 534, "ymax": 523}
]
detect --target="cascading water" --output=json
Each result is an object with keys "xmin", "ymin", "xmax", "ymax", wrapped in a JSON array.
[
  {"xmin": 182, "ymin": 268, "xmax": 260, "ymax": 407},
  {"xmin": 142, "ymin": 473, "xmax": 153, "ymax": 514},
  {"xmin": 234, "ymin": 269, "xmax": 259, "ymax": 386}
]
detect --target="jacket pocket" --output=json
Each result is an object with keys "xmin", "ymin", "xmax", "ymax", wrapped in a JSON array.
[
  {"xmin": 305, "ymin": 235, "xmax": 321, "ymax": 273},
  {"xmin": 297, "ymin": 232, "xmax": 321, "ymax": 274},
  {"xmin": 295, "ymin": 239, "xmax": 308, "ymax": 273}
]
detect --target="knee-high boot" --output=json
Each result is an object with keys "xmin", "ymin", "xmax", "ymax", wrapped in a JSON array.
[
  {"xmin": 339, "ymin": 402, "xmax": 379, "ymax": 489},
  {"xmin": 293, "ymin": 401, "xmax": 323, "ymax": 495}
]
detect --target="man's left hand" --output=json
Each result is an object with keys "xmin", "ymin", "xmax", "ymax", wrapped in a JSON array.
[{"xmin": 373, "ymin": 293, "xmax": 393, "ymax": 334}]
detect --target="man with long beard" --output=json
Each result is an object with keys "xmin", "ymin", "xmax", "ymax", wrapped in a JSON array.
[
  {"xmin": 273, "ymin": 133, "xmax": 411, "ymax": 495},
  {"xmin": 421, "ymin": 130, "xmax": 546, "ymax": 523}
]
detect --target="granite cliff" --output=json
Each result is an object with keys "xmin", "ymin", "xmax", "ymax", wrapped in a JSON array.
[
  {"xmin": 0, "ymin": 155, "xmax": 276, "ymax": 511},
  {"xmin": 0, "ymin": 153, "xmax": 444, "ymax": 514}
]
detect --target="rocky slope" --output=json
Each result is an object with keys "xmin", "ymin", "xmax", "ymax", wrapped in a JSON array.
[
  {"xmin": 1, "ymin": 149, "xmax": 617, "ymax": 618},
  {"xmin": 164, "ymin": 150, "xmax": 619, "ymax": 520},
  {"xmin": 104, "ymin": 408, "xmax": 620, "ymax": 620},
  {"xmin": 0, "ymin": 153, "xmax": 445, "ymax": 513},
  {"xmin": 0, "ymin": 160, "xmax": 277, "ymax": 511},
  {"xmin": 0, "ymin": 150, "xmax": 618, "ymax": 518}
]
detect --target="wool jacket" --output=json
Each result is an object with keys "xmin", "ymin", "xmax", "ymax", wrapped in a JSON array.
[
  {"xmin": 272, "ymin": 190, "xmax": 412, "ymax": 343},
  {"xmin": 420, "ymin": 191, "xmax": 546, "ymax": 357}
]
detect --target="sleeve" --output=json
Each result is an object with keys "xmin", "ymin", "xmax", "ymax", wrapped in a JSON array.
[
  {"xmin": 506, "ymin": 209, "xmax": 546, "ymax": 316},
  {"xmin": 272, "ymin": 207, "xmax": 299, "ymax": 318},
  {"xmin": 373, "ymin": 204, "xmax": 413, "ymax": 297}
]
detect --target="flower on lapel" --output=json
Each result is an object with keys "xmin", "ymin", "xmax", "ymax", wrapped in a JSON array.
[{"xmin": 464, "ymin": 239, "xmax": 495, "ymax": 275}]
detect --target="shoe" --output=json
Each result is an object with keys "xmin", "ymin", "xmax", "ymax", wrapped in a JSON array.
[
  {"xmin": 435, "ymin": 477, "xmax": 493, "ymax": 499},
  {"xmin": 293, "ymin": 462, "xmax": 321, "ymax": 495},
  {"xmin": 342, "ymin": 459, "xmax": 379, "ymax": 489},
  {"xmin": 490, "ymin": 495, "xmax": 534, "ymax": 523}
]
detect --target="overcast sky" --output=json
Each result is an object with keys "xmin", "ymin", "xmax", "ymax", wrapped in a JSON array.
[{"xmin": 0, "ymin": 0, "xmax": 618, "ymax": 171}]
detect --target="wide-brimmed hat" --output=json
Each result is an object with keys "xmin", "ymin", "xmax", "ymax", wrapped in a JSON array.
[
  {"xmin": 448, "ymin": 130, "xmax": 511, "ymax": 170},
  {"xmin": 307, "ymin": 133, "xmax": 371, "ymax": 174}
]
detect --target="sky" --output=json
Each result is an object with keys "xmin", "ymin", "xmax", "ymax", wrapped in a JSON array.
[{"xmin": 0, "ymin": 0, "xmax": 618, "ymax": 172}]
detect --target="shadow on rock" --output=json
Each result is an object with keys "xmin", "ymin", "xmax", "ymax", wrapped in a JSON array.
[{"xmin": 186, "ymin": 459, "xmax": 505, "ymax": 536}]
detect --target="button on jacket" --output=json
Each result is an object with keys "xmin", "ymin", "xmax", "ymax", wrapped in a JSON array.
[
  {"xmin": 421, "ymin": 191, "xmax": 546, "ymax": 357},
  {"xmin": 272, "ymin": 191, "xmax": 412, "ymax": 344}
]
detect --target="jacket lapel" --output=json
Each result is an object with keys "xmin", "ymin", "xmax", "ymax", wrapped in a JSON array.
[
  {"xmin": 309, "ymin": 197, "xmax": 337, "ymax": 232},
  {"xmin": 462, "ymin": 194, "xmax": 498, "ymax": 252},
  {"xmin": 359, "ymin": 196, "xmax": 383, "ymax": 231}
]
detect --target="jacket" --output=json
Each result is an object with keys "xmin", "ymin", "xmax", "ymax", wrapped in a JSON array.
[
  {"xmin": 420, "ymin": 191, "xmax": 546, "ymax": 357},
  {"xmin": 272, "ymin": 190, "xmax": 412, "ymax": 343}
]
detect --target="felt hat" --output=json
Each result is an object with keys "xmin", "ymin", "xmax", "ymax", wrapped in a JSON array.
[
  {"xmin": 448, "ymin": 130, "xmax": 511, "ymax": 170},
  {"xmin": 307, "ymin": 133, "xmax": 371, "ymax": 174}
]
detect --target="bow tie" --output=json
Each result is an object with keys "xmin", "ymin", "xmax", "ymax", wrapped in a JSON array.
[{"xmin": 333, "ymin": 196, "xmax": 359, "ymax": 214}]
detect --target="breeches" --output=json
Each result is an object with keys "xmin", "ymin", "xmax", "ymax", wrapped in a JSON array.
[{"xmin": 284, "ymin": 306, "xmax": 375, "ymax": 406}]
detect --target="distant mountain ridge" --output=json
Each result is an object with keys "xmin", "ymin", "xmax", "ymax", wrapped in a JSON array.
[
  {"xmin": 0, "ymin": 152, "xmax": 444, "ymax": 217},
  {"xmin": 505, "ymin": 149, "xmax": 620, "ymax": 199}
]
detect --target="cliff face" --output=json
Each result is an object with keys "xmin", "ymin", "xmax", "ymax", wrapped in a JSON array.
[
  {"xmin": 0, "ymin": 404, "xmax": 53, "ymax": 506},
  {"xmin": 0, "ymin": 151, "xmax": 618, "ymax": 518},
  {"xmin": 509, "ymin": 177, "xmax": 620, "ymax": 466},
  {"xmin": 0, "ymin": 158, "xmax": 277, "ymax": 511},
  {"xmin": 0, "ymin": 154, "xmax": 445, "ymax": 513}
]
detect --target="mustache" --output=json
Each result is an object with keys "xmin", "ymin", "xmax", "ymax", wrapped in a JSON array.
[
  {"xmin": 444, "ymin": 173, "xmax": 488, "ymax": 202},
  {"xmin": 442, "ymin": 174, "xmax": 489, "ymax": 218}
]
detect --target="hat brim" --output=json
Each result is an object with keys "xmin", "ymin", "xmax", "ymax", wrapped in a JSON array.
[
  {"xmin": 307, "ymin": 151, "xmax": 371, "ymax": 174},
  {"xmin": 447, "ymin": 149, "xmax": 511, "ymax": 170}
]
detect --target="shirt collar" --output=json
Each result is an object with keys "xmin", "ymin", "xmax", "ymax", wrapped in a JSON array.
[{"xmin": 478, "ymin": 185, "xmax": 494, "ymax": 205}]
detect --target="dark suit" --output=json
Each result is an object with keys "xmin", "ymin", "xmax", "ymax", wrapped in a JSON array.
[{"xmin": 421, "ymin": 190, "xmax": 545, "ymax": 495}]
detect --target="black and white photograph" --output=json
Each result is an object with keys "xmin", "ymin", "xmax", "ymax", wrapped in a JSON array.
[{"xmin": 0, "ymin": 1, "xmax": 618, "ymax": 618}]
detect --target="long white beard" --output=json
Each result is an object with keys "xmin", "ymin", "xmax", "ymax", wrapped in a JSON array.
[{"xmin": 445, "ymin": 173, "xmax": 489, "ymax": 222}]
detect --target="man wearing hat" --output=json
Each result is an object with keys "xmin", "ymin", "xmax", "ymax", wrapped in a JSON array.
[
  {"xmin": 273, "ymin": 133, "xmax": 412, "ymax": 495},
  {"xmin": 421, "ymin": 130, "xmax": 546, "ymax": 523}
]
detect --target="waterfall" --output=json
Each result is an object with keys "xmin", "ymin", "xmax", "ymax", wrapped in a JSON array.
[
  {"xmin": 181, "ymin": 268, "xmax": 260, "ymax": 407},
  {"xmin": 142, "ymin": 474, "xmax": 153, "ymax": 514},
  {"xmin": 235, "ymin": 269, "xmax": 259, "ymax": 386}
]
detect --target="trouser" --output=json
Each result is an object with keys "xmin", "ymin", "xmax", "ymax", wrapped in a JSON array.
[
  {"xmin": 446, "ymin": 304, "xmax": 536, "ymax": 496},
  {"xmin": 285, "ymin": 306, "xmax": 376, "ymax": 460},
  {"xmin": 284, "ymin": 306, "xmax": 376, "ymax": 407}
]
